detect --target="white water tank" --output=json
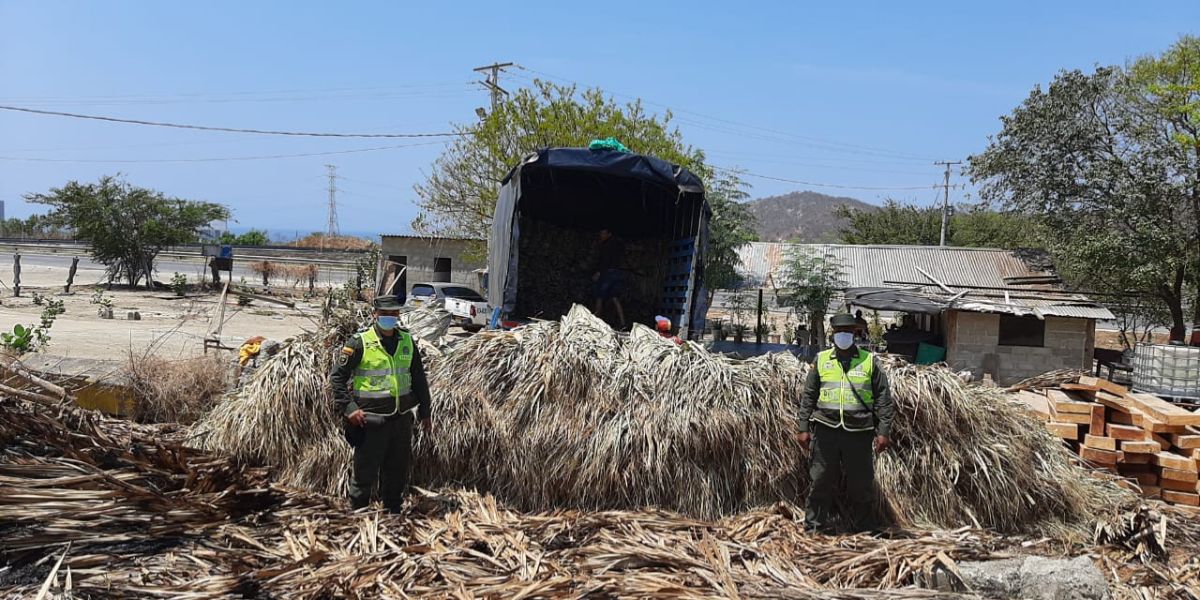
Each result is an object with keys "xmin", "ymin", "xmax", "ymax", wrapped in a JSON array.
[{"xmin": 1132, "ymin": 343, "xmax": 1200, "ymax": 401}]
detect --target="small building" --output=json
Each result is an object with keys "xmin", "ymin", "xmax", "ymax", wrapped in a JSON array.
[
  {"xmin": 736, "ymin": 243, "xmax": 1114, "ymax": 386},
  {"xmin": 378, "ymin": 235, "xmax": 486, "ymax": 297}
]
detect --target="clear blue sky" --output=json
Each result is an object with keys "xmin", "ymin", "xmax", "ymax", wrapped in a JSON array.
[{"xmin": 1, "ymin": 1, "xmax": 1196, "ymax": 238}]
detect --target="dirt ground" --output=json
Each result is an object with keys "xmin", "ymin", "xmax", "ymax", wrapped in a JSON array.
[
  {"xmin": 0, "ymin": 260, "xmax": 323, "ymax": 362},
  {"xmin": 1094, "ymin": 328, "xmax": 1171, "ymax": 351}
]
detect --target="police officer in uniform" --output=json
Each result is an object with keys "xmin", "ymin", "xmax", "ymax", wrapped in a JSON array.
[
  {"xmin": 796, "ymin": 312, "xmax": 895, "ymax": 533},
  {"xmin": 330, "ymin": 295, "xmax": 433, "ymax": 512}
]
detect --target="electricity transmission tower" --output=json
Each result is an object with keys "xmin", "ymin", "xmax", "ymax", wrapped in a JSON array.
[
  {"xmin": 934, "ymin": 160, "xmax": 962, "ymax": 247},
  {"xmin": 324, "ymin": 164, "xmax": 339, "ymax": 250},
  {"xmin": 473, "ymin": 62, "xmax": 513, "ymax": 112}
]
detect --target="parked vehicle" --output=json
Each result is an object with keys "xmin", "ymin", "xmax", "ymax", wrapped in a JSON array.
[
  {"xmin": 407, "ymin": 282, "xmax": 490, "ymax": 330},
  {"xmin": 486, "ymin": 147, "xmax": 710, "ymax": 338}
]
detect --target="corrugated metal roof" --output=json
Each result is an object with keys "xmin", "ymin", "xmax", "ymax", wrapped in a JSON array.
[
  {"xmin": 738, "ymin": 242, "xmax": 1113, "ymax": 320},
  {"xmin": 738, "ymin": 243, "xmax": 1057, "ymax": 289}
]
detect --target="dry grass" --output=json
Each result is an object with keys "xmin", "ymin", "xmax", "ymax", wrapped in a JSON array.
[
  {"xmin": 123, "ymin": 353, "xmax": 227, "ymax": 424},
  {"xmin": 289, "ymin": 233, "xmax": 374, "ymax": 251}
]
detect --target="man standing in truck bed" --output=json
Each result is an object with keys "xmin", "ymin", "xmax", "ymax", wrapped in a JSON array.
[
  {"xmin": 330, "ymin": 295, "xmax": 434, "ymax": 513},
  {"xmin": 591, "ymin": 227, "xmax": 627, "ymax": 329}
]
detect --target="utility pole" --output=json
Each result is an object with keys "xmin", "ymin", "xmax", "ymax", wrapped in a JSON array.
[
  {"xmin": 934, "ymin": 160, "xmax": 962, "ymax": 247},
  {"xmin": 473, "ymin": 62, "xmax": 514, "ymax": 112},
  {"xmin": 324, "ymin": 164, "xmax": 339, "ymax": 252}
]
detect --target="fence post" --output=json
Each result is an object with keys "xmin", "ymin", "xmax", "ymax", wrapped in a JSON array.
[
  {"xmin": 756, "ymin": 288, "xmax": 764, "ymax": 345},
  {"xmin": 65, "ymin": 257, "xmax": 79, "ymax": 293},
  {"xmin": 12, "ymin": 253, "xmax": 20, "ymax": 297}
]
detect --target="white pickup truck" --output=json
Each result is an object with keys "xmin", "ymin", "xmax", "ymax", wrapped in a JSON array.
[{"xmin": 406, "ymin": 282, "xmax": 490, "ymax": 330}]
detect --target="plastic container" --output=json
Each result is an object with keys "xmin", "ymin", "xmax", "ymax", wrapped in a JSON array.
[{"xmin": 1131, "ymin": 343, "xmax": 1200, "ymax": 401}]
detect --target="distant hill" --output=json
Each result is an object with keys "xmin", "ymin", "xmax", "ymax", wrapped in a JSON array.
[{"xmin": 745, "ymin": 191, "xmax": 877, "ymax": 242}]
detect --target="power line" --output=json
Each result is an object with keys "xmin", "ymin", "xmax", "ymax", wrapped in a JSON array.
[
  {"xmin": 511, "ymin": 66, "xmax": 934, "ymax": 162},
  {"xmin": 0, "ymin": 141, "xmax": 445, "ymax": 163},
  {"xmin": 0, "ymin": 105, "xmax": 465, "ymax": 138},
  {"xmin": 714, "ymin": 165, "xmax": 934, "ymax": 191},
  {"xmin": 0, "ymin": 82, "xmax": 471, "ymax": 103}
]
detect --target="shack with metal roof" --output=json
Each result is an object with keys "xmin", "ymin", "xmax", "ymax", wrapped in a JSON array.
[{"xmin": 735, "ymin": 242, "xmax": 1114, "ymax": 385}]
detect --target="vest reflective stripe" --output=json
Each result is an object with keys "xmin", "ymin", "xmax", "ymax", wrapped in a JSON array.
[
  {"xmin": 356, "ymin": 369, "xmax": 394, "ymax": 377},
  {"xmin": 355, "ymin": 390, "xmax": 396, "ymax": 399},
  {"xmin": 352, "ymin": 328, "xmax": 413, "ymax": 413},
  {"xmin": 815, "ymin": 349, "xmax": 874, "ymax": 413}
]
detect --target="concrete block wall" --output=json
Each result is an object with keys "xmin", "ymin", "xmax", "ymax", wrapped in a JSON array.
[
  {"xmin": 379, "ymin": 236, "xmax": 486, "ymax": 295},
  {"xmin": 945, "ymin": 311, "xmax": 1095, "ymax": 385}
]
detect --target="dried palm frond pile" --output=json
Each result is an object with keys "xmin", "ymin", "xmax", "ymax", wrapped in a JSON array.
[
  {"xmin": 2, "ymin": 399, "xmax": 1198, "ymax": 599},
  {"xmin": 189, "ymin": 306, "xmax": 450, "ymax": 497},
  {"xmin": 412, "ymin": 306, "xmax": 1134, "ymax": 536},
  {"xmin": 122, "ymin": 353, "xmax": 227, "ymax": 424}
]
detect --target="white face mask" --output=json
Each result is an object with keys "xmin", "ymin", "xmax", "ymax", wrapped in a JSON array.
[{"xmin": 833, "ymin": 332, "xmax": 855, "ymax": 350}]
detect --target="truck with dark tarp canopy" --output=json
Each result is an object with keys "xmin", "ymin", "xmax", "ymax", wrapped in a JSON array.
[{"xmin": 487, "ymin": 147, "xmax": 710, "ymax": 338}]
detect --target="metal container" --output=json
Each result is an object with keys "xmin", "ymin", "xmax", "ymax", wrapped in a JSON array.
[{"xmin": 1131, "ymin": 343, "xmax": 1200, "ymax": 401}]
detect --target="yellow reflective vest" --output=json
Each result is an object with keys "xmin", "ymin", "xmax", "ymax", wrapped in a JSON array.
[
  {"xmin": 351, "ymin": 327, "xmax": 415, "ymax": 415},
  {"xmin": 813, "ymin": 348, "xmax": 876, "ymax": 431}
]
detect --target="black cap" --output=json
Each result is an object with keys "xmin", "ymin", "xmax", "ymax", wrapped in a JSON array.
[
  {"xmin": 830, "ymin": 313, "xmax": 858, "ymax": 328},
  {"xmin": 373, "ymin": 295, "xmax": 405, "ymax": 309}
]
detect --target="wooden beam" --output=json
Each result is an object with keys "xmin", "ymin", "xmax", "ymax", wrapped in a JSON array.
[
  {"xmin": 1089, "ymin": 405, "xmax": 1107, "ymax": 434},
  {"xmin": 1061, "ymin": 382, "xmax": 1098, "ymax": 400},
  {"xmin": 1055, "ymin": 412, "xmax": 1094, "ymax": 425},
  {"xmin": 1016, "ymin": 391, "xmax": 1052, "ymax": 421},
  {"xmin": 1107, "ymin": 424, "xmax": 1149, "ymax": 441},
  {"xmin": 1170, "ymin": 432, "xmax": 1200, "ymax": 450},
  {"xmin": 1159, "ymin": 478, "xmax": 1199, "ymax": 493},
  {"xmin": 1161, "ymin": 490, "xmax": 1200, "ymax": 506},
  {"xmin": 1121, "ymin": 452, "xmax": 1153, "ymax": 464},
  {"xmin": 1153, "ymin": 452, "xmax": 1197, "ymax": 472},
  {"xmin": 1079, "ymin": 375, "xmax": 1129, "ymax": 397},
  {"xmin": 1120, "ymin": 440, "xmax": 1161, "ymax": 454},
  {"xmin": 1046, "ymin": 422, "xmax": 1079, "ymax": 440},
  {"xmin": 1142, "ymin": 416, "xmax": 1192, "ymax": 434},
  {"xmin": 232, "ymin": 289, "xmax": 296, "ymax": 308},
  {"xmin": 1126, "ymin": 392, "xmax": 1200, "ymax": 427},
  {"xmin": 1048, "ymin": 390, "xmax": 1092, "ymax": 414},
  {"xmin": 1161, "ymin": 467, "xmax": 1199, "ymax": 483},
  {"xmin": 1108, "ymin": 410, "xmax": 1144, "ymax": 427},
  {"xmin": 1080, "ymin": 446, "xmax": 1121, "ymax": 465},
  {"xmin": 1141, "ymin": 485, "xmax": 1162, "ymax": 499},
  {"xmin": 1083, "ymin": 435, "xmax": 1117, "ymax": 451},
  {"xmin": 1125, "ymin": 472, "xmax": 1159, "ymax": 486}
]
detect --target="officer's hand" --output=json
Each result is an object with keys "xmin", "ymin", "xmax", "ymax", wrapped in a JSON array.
[
  {"xmin": 421, "ymin": 418, "xmax": 434, "ymax": 434},
  {"xmin": 795, "ymin": 431, "xmax": 812, "ymax": 450},
  {"xmin": 874, "ymin": 435, "xmax": 891, "ymax": 453},
  {"xmin": 347, "ymin": 409, "xmax": 366, "ymax": 428}
]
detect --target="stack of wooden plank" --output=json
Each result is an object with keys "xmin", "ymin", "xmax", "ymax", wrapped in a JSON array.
[{"xmin": 1016, "ymin": 375, "xmax": 1200, "ymax": 507}]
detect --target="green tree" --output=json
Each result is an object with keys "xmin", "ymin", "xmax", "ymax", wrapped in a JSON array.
[
  {"xmin": 779, "ymin": 250, "xmax": 846, "ymax": 347},
  {"xmin": 968, "ymin": 37, "xmax": 1200, "ymax": 340},
  {"xmin": 414, "ymin": 80, "xmax": 706, "ymax": 239},
  {"xmin": 835, "ymin": 200, "xmax": 1041, "ymax": 248},
  {"xmin": 219, "ymin": 229, "xmax": 270, "ymax": 246},
  {"xmin": 26, "ymin": 176, "xmax": 229, "ymax": 288},
  {"xmin": 414, "ymin": 80, "xmax": 757, "ymax": 290},
  {"xmin": 704, "ymin": 170, "xmax": 759, "ymax": 297},
  {"xmin": 835, "ymin": 200, "xmax": 941, "ymax": 245}
]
